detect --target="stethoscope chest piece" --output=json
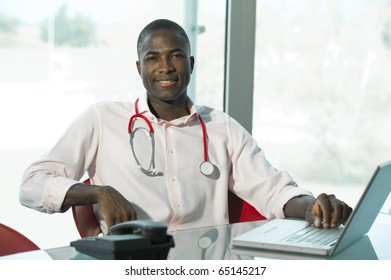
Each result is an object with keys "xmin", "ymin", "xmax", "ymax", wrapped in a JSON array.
[{"xmin": 200, "ymin": 161, "xmax": 214, "ymax": 176}]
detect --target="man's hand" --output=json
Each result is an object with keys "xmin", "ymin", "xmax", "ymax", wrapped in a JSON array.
[
  {"xmin": 305, "ymin": 193, "xmax": 352, "ymax": 228},
  {"xmin": 95, "ymin": 185, "xmax": 138, "ymax": 230},
  {"xmin": 62, "ymin": 183, "xmax": 137, "ymax": 231},
  {"xmin": 284, "ymin": 194, "xmax": 352, "ymax": 227}
]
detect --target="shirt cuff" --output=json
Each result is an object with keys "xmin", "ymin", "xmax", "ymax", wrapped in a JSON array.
[
  {"xmin": 42, "ymin": 177, "xmax": 80, "ymax": 213},
  {"xmin": 273, "ymin": 186, "xmax": 313, "ymax": 219}
]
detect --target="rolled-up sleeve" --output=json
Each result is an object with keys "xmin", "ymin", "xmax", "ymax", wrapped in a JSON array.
[
  {"xmin": 19, "ymin": 105, "xmax": 100, "ymax": 213},
  {"xmin": 227, "ymin": 117, "xmax": 312, "ymax": 219}
]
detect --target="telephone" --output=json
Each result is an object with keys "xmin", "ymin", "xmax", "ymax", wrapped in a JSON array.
[{"xmin": 70, "ymin": 220, "xmax": 175, "ymax": 260}]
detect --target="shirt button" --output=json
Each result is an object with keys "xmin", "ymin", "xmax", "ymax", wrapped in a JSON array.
[
  {"xmin": 171, "ymin": 177, "xmax": 176, "ymax": 182},
  {"xmin": 169, "ymin": 149, "xmax": 174, "ymax": 154}
]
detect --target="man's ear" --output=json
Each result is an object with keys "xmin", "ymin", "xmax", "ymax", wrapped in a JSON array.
[
  {"xmin": 190, "ymin": 56, "xmax": 195, "ymax": 74},
  {"xmin": 136, "ymin": 61, "xmax": 141, "ymax": 76}
]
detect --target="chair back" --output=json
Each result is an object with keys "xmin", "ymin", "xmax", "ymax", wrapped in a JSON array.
[
  {"xmin": 0, "ymin": 223, "xmax": 40, "ymax": 256},
  {"xmin": 72, "ymin": 204, "xmax": 102, "ymax": 237},
  {"xmin": 228, "ymin": 190, "xmax": 266, "ymax": 223}
]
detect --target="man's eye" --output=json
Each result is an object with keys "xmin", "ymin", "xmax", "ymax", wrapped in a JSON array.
[
  {"xmin": 172, "ymin": 53, "xmax": 185, "ymax": 59},
  {"xmin": 145, "ymin": 56, "xmax": 157, "ymax": 61}
]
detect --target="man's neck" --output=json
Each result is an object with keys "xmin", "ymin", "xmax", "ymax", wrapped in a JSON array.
[{"xmin": 147, "ymin": 94, "xmax": 190, "ymax": 121}]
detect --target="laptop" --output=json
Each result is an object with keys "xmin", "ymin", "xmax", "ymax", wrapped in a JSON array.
[
  {"xmin": 232, "ymin": 160, "xmax": 391, "ymax": 256},
  {"xmin": 231, "ymin": 235, "xmax": 378, "ymax": 260}
]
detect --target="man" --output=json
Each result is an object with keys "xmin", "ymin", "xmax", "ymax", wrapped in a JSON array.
[{"xmin": 20, "ymin": 19, "xmax": 352, "ymax": 234}]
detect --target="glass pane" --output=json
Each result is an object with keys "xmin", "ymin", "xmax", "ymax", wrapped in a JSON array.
[
  {"xmin": 0, "ymin": 0, "xmax": 226, "ymax": 249},
  {"xmin": 253, "ymin": 0, "xmax": 391, "ymax": 209},
  {"xmin": 195, "ymin": 0, "xmax": 226, "ymax": 110}
]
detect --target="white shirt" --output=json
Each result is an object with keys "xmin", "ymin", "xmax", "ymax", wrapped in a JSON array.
[{"xmin": 20, "ymin": 93, "xmax": 311, "ymax": 233}]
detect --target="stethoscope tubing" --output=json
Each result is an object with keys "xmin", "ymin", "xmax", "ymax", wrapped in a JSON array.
[
  {"xmin": 128, "ymin": 99, "xmax": 154, "ymax": 134},
  {"xmin": 128, "ymin": 98, "xmax": 212, "ymax": 175}
]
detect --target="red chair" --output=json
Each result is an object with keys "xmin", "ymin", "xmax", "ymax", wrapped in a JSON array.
[
  {"xmin": 72, "ymin": 179, "xmax": 266, "ymax": 237},
  {"xmin": 0, "ymin": 223, "xmax": 40, "ymax": 256},
  {"xmin": 228, "ymin": 190, "xmax": 266, "ymax": 223},
  {"xmin": 72, "ymin": 204, "xmax": 102, "ymax": 237}
]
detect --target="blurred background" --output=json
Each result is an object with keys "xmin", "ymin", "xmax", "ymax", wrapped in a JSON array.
[{"xmin": 0, "ymin": 0, "xmax": 390, "ymax": 249}]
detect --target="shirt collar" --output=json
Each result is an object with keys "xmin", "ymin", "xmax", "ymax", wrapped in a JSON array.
[{"xmin": 136, "ymin": 92, "xmax": 201, "ymax": 125}]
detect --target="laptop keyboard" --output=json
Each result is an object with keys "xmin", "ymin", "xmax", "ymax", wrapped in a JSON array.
[{"xmin": 282, "ymin": 226, "xmax": 342, "ymax": 246}]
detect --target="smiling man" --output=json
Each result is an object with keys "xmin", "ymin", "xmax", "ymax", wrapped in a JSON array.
[
  {"xmin": 136, "ymin": 21, "xmax": 195, "ymax": 121},
  {"xmin": 20, "ymin": 19, "xmax": 352, "ymax": 235}
]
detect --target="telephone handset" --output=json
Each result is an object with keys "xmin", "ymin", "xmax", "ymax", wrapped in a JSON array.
[
  {"xmin": 70, "ymin": 220, "xmax": 174, "ymax": 260},
  {"xmin": 110, "ymin": 220, "xmax": 168, "ymax": 243}
]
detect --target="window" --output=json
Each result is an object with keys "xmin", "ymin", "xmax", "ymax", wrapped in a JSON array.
[
  {"xmin": 252, "ymin": 0, "xmax": 391, "ymax": 208},
  {"xmin": 0, "ymin": 0, "xmax": 226, "ymax": 248}
]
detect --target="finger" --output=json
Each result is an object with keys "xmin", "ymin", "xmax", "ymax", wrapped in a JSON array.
[
  {"xmin": 98, "ymin": 206, "xmax": 114, "ymax": 232},
  {"xmin": 313, "ymin": 216, "xmax": 322, "ymax": 228},
  {"xmin": 130, "ymin": 208, "xmax": 137, "ymax": 220},
  {"xmin": 308, "ymin": 199, "xmax": 323, "ymax": 228},
  {"xmin": 105, "ymin": 217, "xmax": 115, "ymax": 234},
  {"xmin": 116, "ymin": 206, "xmax": 138, "ymax": 224},
  {"xmin": 329, "ymin": 195, "xmax": 341, "ymax": 228},
  {"xmin": 316, "ymin": 193, "xmax": 332, "ymax": 228},
  {"xmin": 126, "ymin": 203, "xmax": 137, "ymax": 221},
  {"xmin": 117, "ymin": 209, "xmax": 132, "ymax": 225},
  {"xmin": 333, "ymin": 201, "xmax": 351, "ymax": 226},
  {"xmin": 121, "ymin": 210, "xmax": 136, "ymax": 223},
  {"xmin": 115, "ymin": 214, "xmax": 125, "ymax": 226}
]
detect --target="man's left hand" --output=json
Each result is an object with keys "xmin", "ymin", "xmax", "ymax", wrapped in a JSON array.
[{"xmin": 305, "ymin": 193, "xmax": 353, "ymax": 228}]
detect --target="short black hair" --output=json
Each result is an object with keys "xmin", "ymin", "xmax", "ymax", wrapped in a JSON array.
[{"xmin": 137, "ymin": 19, "xmax": 191, "ymax": 58}]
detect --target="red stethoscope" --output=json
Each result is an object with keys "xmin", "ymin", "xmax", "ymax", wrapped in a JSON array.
[{"xmin": 128, "ymin": 98, "xmax": 214, "ymax": 176}]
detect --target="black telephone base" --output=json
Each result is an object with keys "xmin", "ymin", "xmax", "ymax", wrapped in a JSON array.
[{"xmin": 70, "ymin": 234, "xmax": 175, "ymax": 260}]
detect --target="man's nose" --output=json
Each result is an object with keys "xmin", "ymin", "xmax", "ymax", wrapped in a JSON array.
[{"xmin": 158, "ymin": 58, "xmax": 174, "ymax": 73}]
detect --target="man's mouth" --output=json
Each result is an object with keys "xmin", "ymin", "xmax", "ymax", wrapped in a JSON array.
[{"xmin": 155, "ymin": 79, "xmax": 178, "ymax": 87}]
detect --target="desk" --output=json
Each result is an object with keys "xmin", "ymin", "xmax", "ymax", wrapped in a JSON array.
[
  {"xmin": 1, "ymin": 211, "xmax": 389, "ymax": 260},
  {"xmin": 40, "ymin": 210, "xmax": 391, "ymax": 260}
]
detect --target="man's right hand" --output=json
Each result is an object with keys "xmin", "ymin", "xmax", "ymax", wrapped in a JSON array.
[
  {"xmin": 62, "ymin": 183, "xmax": 137, "ymax": 231},
  {"xmin": 95, "ymin": 185, "xmax": 138, "ymax": 229}
]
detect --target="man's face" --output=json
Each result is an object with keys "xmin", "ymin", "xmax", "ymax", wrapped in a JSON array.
[{"xmin": 136, "ymin": 29, "xmax": 194, "ymax": 103}]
